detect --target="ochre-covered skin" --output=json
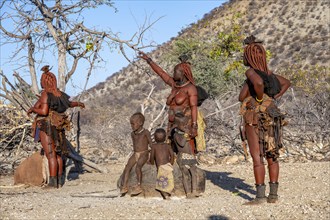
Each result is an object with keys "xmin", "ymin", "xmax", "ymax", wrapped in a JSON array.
[
  {"xmin": 27, "ymin": 65, "xmax": 85, "ymax": 188},
  {"xmin": 138, "ymin": 52, "xmax": 198, "ymax": 143},
  {"xmin": 239, "ymin": 36, "xmax": 291, "ymax": 205},
  {"xmin": 120, "ymin": 113, "xmax": 152, "ymax": 195},
  {"xmin": 139, "ymin": 52, "xmax": 202, "ymax": 198}
]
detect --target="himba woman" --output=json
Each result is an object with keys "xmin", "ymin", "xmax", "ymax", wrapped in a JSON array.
[
  {"xmin": 27, "ymin": 65, "xmax": 85, "ymax": 188},
  {"xmin": 239, "ymin": 36, "xmax": 291, "ymax": 204},
  {"xmin": 139, "ymin": 52, "xmax": 201, "ymax": 198}
]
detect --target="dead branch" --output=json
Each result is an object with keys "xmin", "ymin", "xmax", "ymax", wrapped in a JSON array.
[
  {"xmin": 7, "ymin": 123, "xmax": 31, "ymax": 135},
  {"xmin": 140, "ymin": 83, "xmax": 155, "ymax": 114},
  {"xmin": 13, "ymin": 127, "xmax": 26, "ymax": 164},
  {"xmin": 148, "ymin": 104, "xmax": 166, "ymax": 131},
  {"xmin": 65, "ymin": 139, "xmax": 108, "ymax": 174},
  {"xmin": 205, "ymin": 102, "xmax": 240, "ymax": 118}
]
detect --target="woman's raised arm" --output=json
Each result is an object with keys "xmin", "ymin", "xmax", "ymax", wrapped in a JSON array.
[{"xmin": 138, "ymin": 51, "xmax": 174, "ymax": 86}]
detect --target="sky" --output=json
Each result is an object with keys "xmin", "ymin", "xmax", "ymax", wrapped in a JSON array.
[{"xmin": 0, "ymin": 0, "xmax": 228, "ymax": 97}]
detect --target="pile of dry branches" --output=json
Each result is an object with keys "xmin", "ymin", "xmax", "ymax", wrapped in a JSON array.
[
  {"xmin": 0, "ymin": 103, "xmax": 37, "ymax": 175},
  {"xmin": 0, "ymin": 70, "xmax": 107, "ymax": 175}
]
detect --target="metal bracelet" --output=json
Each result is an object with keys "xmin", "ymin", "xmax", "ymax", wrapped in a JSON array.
[{"xmin": 146, "ymin": 58, "xmax": 153, "ymax": 64}]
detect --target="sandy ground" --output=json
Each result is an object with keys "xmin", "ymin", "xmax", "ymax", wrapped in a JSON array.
[{"xmin": 0, "ymin": 161, "xmax": 329, "ymax": 220}]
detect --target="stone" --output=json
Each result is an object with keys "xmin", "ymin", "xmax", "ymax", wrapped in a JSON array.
[
  {"xmin": 225, "ymin": 155, "xmax": 239, "ymax": 164},
  {"xmin": 14, "ymin": 151, "xmax": 47, "ymax": 186},
  {"xmin": 197, "ymin": 153, "xmax": 216, "ymax": 165},
  {"xmin": 238, "ymin": 155, "xmax": 246, "ymax": 161},
  {"xmin": 117, "ymin": 161, "xmax": 206, "ymax": 198}
]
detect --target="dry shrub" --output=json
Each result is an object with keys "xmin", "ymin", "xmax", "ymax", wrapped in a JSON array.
[{"xmin": 279, "ymin": 64, "xmax": 330, "ymax": 94}]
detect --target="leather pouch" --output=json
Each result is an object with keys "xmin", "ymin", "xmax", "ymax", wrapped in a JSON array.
[{"xmin": 244, "ymin": 109, "xmax": 258, "ymax": 125}]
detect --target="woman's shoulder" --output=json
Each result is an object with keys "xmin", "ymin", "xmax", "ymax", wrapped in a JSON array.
[
  {"xmin": 245, "ymin": 68, "xmax": 255, "ymax": 76},
  {"xmin": 39, "ymin": 90, "xmax": 48, "ymax": 100},
  {"xmin": 186, "ymin": 83, "xmax": 197, "ymax": 94},
  {"xmin": 33, "ymin": 91, "xmax": 48, "ymax": 106}
]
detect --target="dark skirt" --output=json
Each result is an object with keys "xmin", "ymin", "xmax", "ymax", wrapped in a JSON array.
[
  {"xmin": 241, "ymin": 95, "xmax": 286, "ymax": 161},
  {"xmin": 34, "ymin": 118, "xmax": 68, "ymax": 155},
  {"xmin": 177, "ymin": 152, "xmax": 198, "ymax": 169}
]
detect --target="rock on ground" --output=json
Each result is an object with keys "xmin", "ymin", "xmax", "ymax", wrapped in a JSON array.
[
  {"xmin": 13, "ymin": 151, "xmax": 46, "ymax": 186},
  {"xmin": 116, "ymin": 163, "xmax": 205, "ymax": 197},
  {"xmin": 0, "ymin": 161, "xmax": 329, "ymax": 220}
]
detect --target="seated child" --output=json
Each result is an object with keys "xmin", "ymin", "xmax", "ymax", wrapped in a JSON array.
[
  {"xmin": 149, "ymin": 128, "xmax": 175, "ymax": 199},
  {"xmin": 120, "ymin": 112, "xmax": 152, "ymax": 196}
]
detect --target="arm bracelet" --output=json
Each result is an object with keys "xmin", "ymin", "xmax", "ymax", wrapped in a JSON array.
[
  {"xmin": 146, "ymin": 58, "xmax": 153, "ymax": 64},
  {"xmin": 255, "ymin": 96, "xmax": 263, "ymax": 103}
]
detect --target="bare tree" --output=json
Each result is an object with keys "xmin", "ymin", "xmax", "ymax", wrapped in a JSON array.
[
  {"xmin": 0, "ymin": 0, "xmax": 160, "ymax": 175},
  {"xmin": 0, "ymin": 0, "xmax": 157, "ymax": 98}
]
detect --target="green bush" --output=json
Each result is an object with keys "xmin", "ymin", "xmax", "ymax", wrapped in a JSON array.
[{"xmin": 164, "ymin": 13, "xmax": 247, "ymax": 96}]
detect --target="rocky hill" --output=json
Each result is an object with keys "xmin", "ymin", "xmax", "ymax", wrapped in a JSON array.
[
  {"xmin": 195, "ymin": 0, "xmax": 329, "ymax": 68},
  {"xmin": 76, "ymin": 0, "xmax": 329, "ymax": 163}
]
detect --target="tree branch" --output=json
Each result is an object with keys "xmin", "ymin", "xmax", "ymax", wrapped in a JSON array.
[{"xmin": 0, "ymin": 25, "xmax": 31, "ymax": 40}]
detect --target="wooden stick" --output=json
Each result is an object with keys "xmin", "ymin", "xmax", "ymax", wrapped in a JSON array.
[
  {"xmin": 205, "ymin": 102, "xmax": 240, "ymax": 118},
  {"xmin": 65, "ymin": 139, "xmax": 108, "ymax": 174}
]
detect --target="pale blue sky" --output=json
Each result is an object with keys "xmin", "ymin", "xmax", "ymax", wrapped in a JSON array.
[{"xmin": 0, "ymin": 0, "xmax": 227, "ymax": 96}]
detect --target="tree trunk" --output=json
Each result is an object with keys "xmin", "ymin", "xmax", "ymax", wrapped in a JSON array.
[
  {"xmin": 58, "ymin": 44, "xmax": 67, "ymax": 91},
  {"xmin": 28, "ymin": 37, "xmax": 39, "ymax": 94},
  {"xmin": 43, "ymin": 18, "xmax": 67, "ymax": 91}
]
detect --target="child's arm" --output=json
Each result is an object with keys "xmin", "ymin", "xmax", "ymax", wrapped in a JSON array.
[
  {"xmin": 149, "ymin": 146, "xmax": 155, "ymax": 165},
  {"xmin": 131, "ymin": 132, "xmax": 135, "ymax": 151},
  {"xmin": 169, "ymin": 145, "xmax": 175, "ymax": 165}
]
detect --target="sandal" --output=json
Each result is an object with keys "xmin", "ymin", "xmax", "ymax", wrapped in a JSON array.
[
  {"xmin": 131, "ymin": 185, "xmax": 143, "ymax": 195},
  {"xmin": 120, "ymin": 186, "xmax": 128, "ymax": 194}
]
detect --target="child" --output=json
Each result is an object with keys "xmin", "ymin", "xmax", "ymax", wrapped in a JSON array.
[
  {"xmin": 149, "ymin": 128, "xmax": 175, "ymax": 199},
  {"xmin": 120, "ymin": 112, "xmax": 152, "ymax": 196}
]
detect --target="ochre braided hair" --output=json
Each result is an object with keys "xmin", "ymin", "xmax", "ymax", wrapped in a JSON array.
[
  {"xmin": 40, "ymin": 65, "xmax": 61, "ymax": 96},
  {"xmin": 243, "ymin": 35, "xmax": 270, "ymax": 74},
  {"xmin": 174, "ymin": 54, "xmax": 195, "ymax": 85}
]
